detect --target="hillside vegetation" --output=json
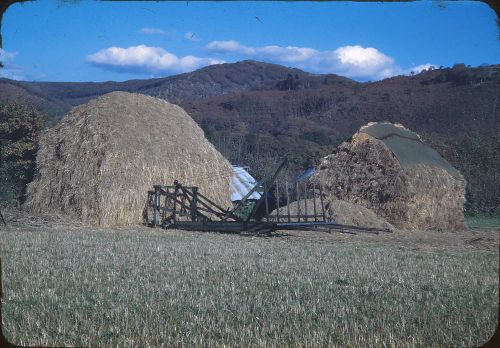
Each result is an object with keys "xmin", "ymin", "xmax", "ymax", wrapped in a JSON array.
[
  {"xmin": 0, "ymin": 61, "xmax": 498, "ymax": 214},
  {"xmin": 0, "ymin": 102, "xmax": 42, "ymax": 205}
]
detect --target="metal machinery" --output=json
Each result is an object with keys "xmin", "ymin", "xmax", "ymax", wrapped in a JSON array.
[{"xmin": 143, "ymin": 159, "xmax": 390, "ymax": 235}]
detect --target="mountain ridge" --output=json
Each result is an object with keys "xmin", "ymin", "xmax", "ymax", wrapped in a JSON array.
[
  {"xmin": 1, "ymin": 60, "xmax": 357, "ymax": 123},
  {"xmin": 0, "ymin": 60, "xmax": 498, "ymax": 213}
]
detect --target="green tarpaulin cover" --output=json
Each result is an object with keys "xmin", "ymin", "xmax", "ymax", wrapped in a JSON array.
[{"xmin": 360, "ymin": 123, "xmax": 461, "ymax": 178}]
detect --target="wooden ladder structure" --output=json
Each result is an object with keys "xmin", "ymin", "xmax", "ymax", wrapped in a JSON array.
[{"xmin": 143, "ymin": 158, "xmax": 390, "ymax": 235}]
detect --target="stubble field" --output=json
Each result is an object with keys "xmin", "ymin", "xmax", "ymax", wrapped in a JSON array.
[{"xmin": 0, "ymin": 209, "xmax": 498, "ymax": 347}]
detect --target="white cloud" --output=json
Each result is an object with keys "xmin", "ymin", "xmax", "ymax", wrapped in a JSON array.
[
  {"xmin": 0, "ymin": 48, "xmax": 18, "ymax": 64},
  {"xmin": 207, "ymin": 42, "xmax": 318, "ymax": 63},
  {"xmin": 139, "ymin": 28, "xmax": 166, "ymax": 35},
  {"xmin": 87, "ymin": 45, "xmax": 224, "ymax": 74},
  {"xmin": 85, "ymin": 42, "xmax": 436, "ymax": 80},
  {"xmin": 184, "ymin": 31, "xmax": 199, "ymax": 42},
  {"xmin": 332, "ymin": 45, "xmax": 396, "ymax": 78},
  {"xmin": 405, "ymin": 63, "xmax": 437, "ymax": 75},
  {"xmin": 0, "ymin": 49, "xmax": 25, "ymax": 80},
  {"xmin": 0, "ymin": 67, "xmax": 25, "ymax": 81},
  {"xmin": 206, "ymin": 40, "xmax": 252, "ymax": 54},
  {"xmin": 205, "ymin": 40, "xmax": 430, "ymax": 80}
]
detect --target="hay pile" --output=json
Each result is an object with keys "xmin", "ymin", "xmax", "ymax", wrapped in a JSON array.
[
  {"xmin": 24, "ymin": 92, "xmax": 233, "ymax": 226},
  {"xmin": 269, "ymin": 198, "xmax": 323, "ymax": 223},
  {"xmin": 270, "ymin": 198, "xmax": 396, "ymax": 231},
  {"xmin": 325, "ymin": 200, "xmax": 396, "ymax": 231},
  {"xmin": 313, "ymin": 122, "xmax": 467, "ymax": 231}
]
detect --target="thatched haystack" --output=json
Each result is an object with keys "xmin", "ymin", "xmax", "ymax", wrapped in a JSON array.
[
  {"xmin": 313, "ymin": 122, "xmax": 467, "ymax": 231},
  {"xmin": 24, "ymin": 91, "xmax": 233, "ymax": 226}
]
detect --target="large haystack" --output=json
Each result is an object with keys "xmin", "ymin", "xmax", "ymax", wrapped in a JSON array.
[
  {"xmin": 24, "ymin": 92, "xmax": 233, "ymax": 226},
  {"xmin": 314, "ymin": 122, "xmax": 467, "ymax": 231}
]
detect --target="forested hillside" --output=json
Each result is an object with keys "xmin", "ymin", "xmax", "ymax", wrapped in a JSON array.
[{"xmin": 0, "ymin": 61, "xmax": 498, "ymax": 213}]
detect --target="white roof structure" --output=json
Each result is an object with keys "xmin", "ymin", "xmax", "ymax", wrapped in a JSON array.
[{"xmin": 231, "ymin": 165, "xmax": 262, "ymax": 201}]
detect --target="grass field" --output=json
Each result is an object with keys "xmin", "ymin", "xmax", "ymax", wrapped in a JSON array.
[
  {"xmin": 0, "ymin": 213, "xmax": 498, "ymax": 347},
  {"xmin": 466, "ymin": 214, "xmax": 500, "ymax": 231}
]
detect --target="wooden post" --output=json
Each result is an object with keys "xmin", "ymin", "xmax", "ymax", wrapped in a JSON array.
[
  {"xmin": 295, "ymin": 182, "xmax": 301, "ymax": 222},
  {"xmin": 313, "ymin": 184, "xmax": 318, "ymax": 222},
  {"xmin": 319, "ymin": 185, "xmax": 326, "ymax": 222},
  {"xmin": 275, "ymin": 182, "xmax": 280, "ymax": 222},
  {"xmin": 153, "ymin": 185, "xmax": 161, "ymax": 226},
  {"xmin": 304, "ymin": 182, "xmax": 308, "ymax": 222},
  {"xmin": 163, "ymin": 195, "xmax": 168, "ymax": 222},
  {"xmin": 286, "ymin": 181, "xmax": 291, "ymax": 223},
  {"xmin": 264, "ymin": 183, "xmax": 269, "ymax": 222},
  {"xmin": 173, "ymin": 183, "xmax": 179, "ymax": 223},
  {"xmin": 191, "ymin": 187, "xmax": 198, "ymax": 222}
]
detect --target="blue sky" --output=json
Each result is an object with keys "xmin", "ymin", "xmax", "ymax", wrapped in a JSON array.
[{"xmin": 1, "ymin": 0, "xmax": 498, "ymax": 82}]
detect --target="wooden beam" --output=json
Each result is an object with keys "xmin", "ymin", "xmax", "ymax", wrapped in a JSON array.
[{"xmin": 286, "ymin": 181, "xmax": 291, "ymax": 223}]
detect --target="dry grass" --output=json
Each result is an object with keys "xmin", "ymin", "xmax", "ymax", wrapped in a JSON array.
[
  {"xmin": 314, "ymin": 123, "xmax": 467, "ymax": 231},
  {"xmin": 0, "ymin": 209, "xmax": 497, "ymax": 347},
  {"xmin": 24, "ymin": 92, "xmax": 233, "ymax": 226}
]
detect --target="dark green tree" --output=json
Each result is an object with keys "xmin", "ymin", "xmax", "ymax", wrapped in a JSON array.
[{"xmin": 0, "ymin": 102, "xmax": 43, "ymax": 206}]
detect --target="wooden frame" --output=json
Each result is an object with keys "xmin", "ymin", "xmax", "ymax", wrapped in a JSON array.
[{"xmin": 143, "ymin": 160, "xmax": 391, "ymax": 235}]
